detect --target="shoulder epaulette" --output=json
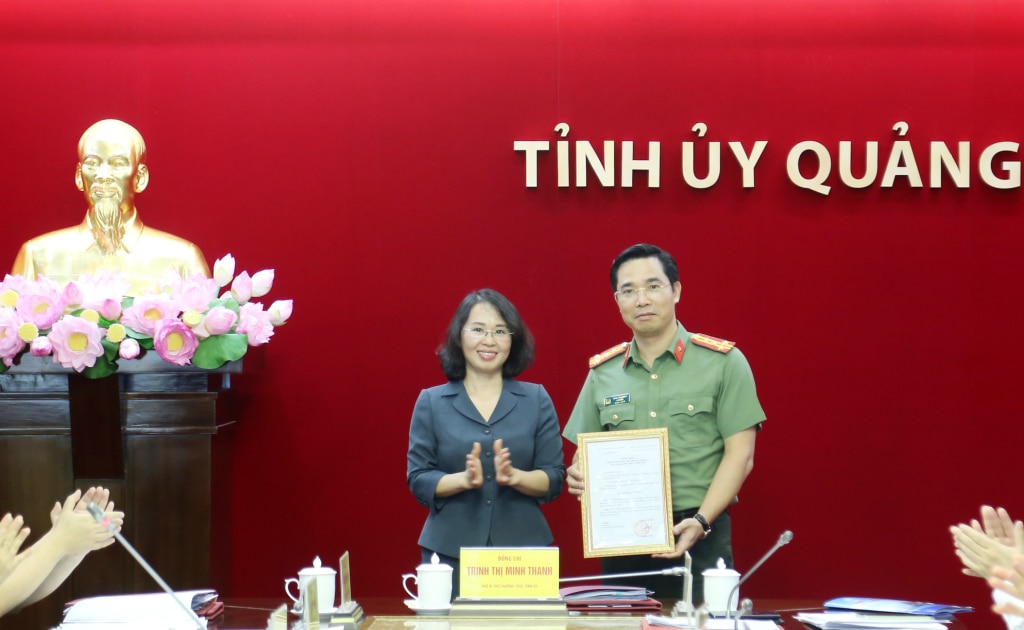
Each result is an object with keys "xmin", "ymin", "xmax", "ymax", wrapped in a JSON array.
[
  {"xmin": 691, "ymin": 333, "xmax": 736, "ymax": 353},
  {"xmin": 588, "ymin": 342, "xmax": 630, "ymax": 369}
]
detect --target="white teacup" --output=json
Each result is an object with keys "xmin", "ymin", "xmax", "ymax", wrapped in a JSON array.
[
  {"xmin": 702, "ymin": 561, "xmax": 740, "ymax": 613},
  {"xmin": 285, "ymin": 556, "xmax": 337, "ymax": 615},
  {"xmin": 402, "ymin": 555, "xmax": 453, "ymax": 607}
]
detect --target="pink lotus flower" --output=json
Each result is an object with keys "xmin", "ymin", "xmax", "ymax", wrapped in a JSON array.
[
  {"xmin": 0, "ymin": 255, "xmax": 291, "ymax": 374},
  {"xmin": 236, "ymin": 302, "xmax": 274, "ymax": 346},
  {"xmin": 47, "ymin": 315, "xmax": 103, "ymax": 371},
  {"xmin": 15, "ymin": 277, "xmax": 64, "ymax": 330},
  {"xmin": 203, "ymin": 306, "xmax": 238, "ymax": 335},
  {"xmin": 178, "ymin": 278, "xmax": 218, "ymax": 313},
  {"xmin": 0, "ymin": 309, "xmax": 26, "ymax": 367},
  {"xmin": 251, "ymin": 269, "xmax": 274, "ymax": 298},
  {"xmin": 213, "ymin": 254, "xmax": 235, "ymax": 288},
  {"xmin": 76, "ymin": 270, "xmax": 131, "ymax": 311},
  {"xmin": 62, "ymin": 281, "xmax": 84, "ymax": 309},
  {"xmin": 30, "ymin": 336, "xmax": 52, "ymax": 357},
  {"xmin": 230, "ymin": 271, "xmax": 253, "ymax": 305},
  {"xmin": 268, "ymin": 300, "xmax": 293, "ymax": 326},
  {"xmin": 160, "ymin": 271, "xmax": 218, "ymax": 313},
  {"xmin": 153, "ymin": 318, "xmax": 198, "ymax": 366},
  {"xmin": 0, "ymin": 274, "xmax": 29, "ymax": 293},
  {"xmin": 121, "ymin": 294, "xmax": 181, "ymax": 337},
  {"xmin": 119, "ymin": 338, "xmax": 141, "ymax": 360},
  {"xmin": 100, "ymin": 298, "xmax": 122, "ymax": 321}
]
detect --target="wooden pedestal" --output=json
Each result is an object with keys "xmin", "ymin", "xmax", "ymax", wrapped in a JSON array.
[{"xmin": 0, "ymin": 355, "xmax": 239, "ymax": 630}]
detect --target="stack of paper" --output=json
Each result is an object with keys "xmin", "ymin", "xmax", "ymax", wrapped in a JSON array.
[
  {"xmin": 824, "ymin": 597, "xmax": 973, "ymax": 616},
  {"xmin": 643, "ymin": 614, "xmax": 781, "ymax": 629},
  {"xmin": 561, "ymin": 585, "xmax": 652, "ymax": 600},
  {"xmin": 560, "ymin": 584, "xmax": 662, "ymax": 612},
  {"xmin": 60, "ymin": 590, "xmax": 218, "ymax": 629},
  {"xmin": 794, "ymin": 612, "xmax": 952, "ymax": 630}
]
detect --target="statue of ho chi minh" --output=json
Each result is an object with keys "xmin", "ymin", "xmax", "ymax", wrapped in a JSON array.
[{"xmin": 11, "ymin": 119, "xmax": 210, "ymax": 295}]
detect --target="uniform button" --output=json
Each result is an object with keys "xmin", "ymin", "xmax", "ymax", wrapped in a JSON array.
[
  {"xmin": 651, "ymin": 374, "xmax": 658, "ymax": 380},
  {"xmin": 612, "ymin": 414, "xmax": 619, "ymax": 421},
  {"xmin": 486, "ymin": 475, "xmax": 492, "ymax": 481},
  {"xmin": 687, "ymin": 404, "xmax": 694, "ymax": 412},
  {"xmin": 486, "ymin": 452, "xmax": 492, "ymax": 457},
  {"xmin": 484, "ymin": 429, "xmax": 491, "ymax": 434},
  {"xmin": 650, "ymin": 411, "xmax": 657, "ymax": 418},
  {"xmin": 486, "ymin": 500, "xmax": 492, "ymax": 505}
]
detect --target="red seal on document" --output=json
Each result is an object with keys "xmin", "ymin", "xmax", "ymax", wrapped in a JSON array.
[{"xmin": 634, "ymin": 520, "xmax": 652, "ymax": 537}]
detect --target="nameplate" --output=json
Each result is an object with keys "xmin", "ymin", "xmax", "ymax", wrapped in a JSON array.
[{"xmin": 459, "ymin": 547, "xmax": 560, "ymax": 599}]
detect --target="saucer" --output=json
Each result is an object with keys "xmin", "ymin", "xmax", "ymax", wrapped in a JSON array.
[{"xmin": 404, "ymin": 599, "xmax": 452, "ymax": 616}]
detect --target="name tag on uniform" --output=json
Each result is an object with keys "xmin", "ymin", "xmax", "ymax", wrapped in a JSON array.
[{"xmin": 603, "ymin": 393, "xmax": 630, "ymax": 406}]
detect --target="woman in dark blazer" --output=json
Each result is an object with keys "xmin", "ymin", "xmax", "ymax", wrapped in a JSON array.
[{"xmin": 406, "ymin": 289, "xmax": 566, "ymax": 598}]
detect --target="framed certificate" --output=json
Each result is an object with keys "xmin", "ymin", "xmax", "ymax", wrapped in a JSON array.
[{"xmin": 577, "ymin": 428, "xmax": 674, "ymax": 558}]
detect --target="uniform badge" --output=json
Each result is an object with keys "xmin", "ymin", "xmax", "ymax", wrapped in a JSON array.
[
  {"xmin": 673, "ymin": 339, "xmax": 685, "ymax": 363},
  {"xmin": 603, "ymin": 393, "xmax": 631, "ymax": 406}
]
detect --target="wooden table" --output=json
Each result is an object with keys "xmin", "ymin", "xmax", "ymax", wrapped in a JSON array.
[{"xmin": 206, "ymin": 598, "xmax": 846, "ymax": 630}]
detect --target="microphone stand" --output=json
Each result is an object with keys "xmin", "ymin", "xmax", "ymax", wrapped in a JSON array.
[
  {"xmin": 558, "ymin": 565, "xmax": 689, "ymax": 582},
  {"xmin": 733, "ymin": 598, "xmax": 753, "ymax": 630},
  {"xmin": 672, "ymin": 551, "xmax": 694, "ymax": 619},
  {"xmin": 726, "ymin": 530, "xmax": 794, "ymax": 622},
  {"xmin": 87, "ymin": 503, "xmax": 206, "ymax": 630}
]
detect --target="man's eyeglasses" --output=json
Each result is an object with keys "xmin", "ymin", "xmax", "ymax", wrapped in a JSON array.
[
  {"xmin": 615, "ymin": 284, "xmax": 671, "ymax": 300},
  {"xmin": 464, "ymin": 327, "xmax": 514, "ymax": 341}
]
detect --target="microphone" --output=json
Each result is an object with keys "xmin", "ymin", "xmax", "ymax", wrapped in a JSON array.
[
  {"xmin": 87, "ymin": 502, "xmax": 205, "ymax": 630},
  {"xmin": 559, "ymin": 566, "xmax": 688, "ymax": 582},
  {"xmin": 726, "ymin": 530, "xmax": 793, "ymax": 620}
]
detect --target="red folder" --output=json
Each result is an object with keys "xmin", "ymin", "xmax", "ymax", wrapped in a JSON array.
[{"xmin": 560, "ymin": 584, "xmax": 663, "ymax": 613}]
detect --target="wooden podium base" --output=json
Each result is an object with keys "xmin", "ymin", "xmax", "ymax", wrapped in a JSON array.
[{"xmin": 0, "ymin": 354, "xmax": 240, "ymax": 630}]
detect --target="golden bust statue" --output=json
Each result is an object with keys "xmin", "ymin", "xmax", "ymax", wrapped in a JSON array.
[{"xmin": 11, "ymin": 119, "xmax": 210, "ymax": 295}]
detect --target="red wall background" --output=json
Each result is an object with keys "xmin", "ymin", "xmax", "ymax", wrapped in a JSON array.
[{"xmin": 2, "ymin": 1, "xmax": 1023, "ymax": 627}]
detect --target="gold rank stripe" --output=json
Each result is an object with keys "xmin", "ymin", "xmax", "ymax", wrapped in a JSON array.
[
  {"xmin": 691, "ymin": 333, "xmax": 735, "ymax": 353},
  {"xmin": 588, "ymin": 341, "xmax": 630, "ymax": 368}
]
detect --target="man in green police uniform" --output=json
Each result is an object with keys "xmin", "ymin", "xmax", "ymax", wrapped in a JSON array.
[{"xmin": 563, "ymin": 243, "xmax": 766, "ymax": 604}]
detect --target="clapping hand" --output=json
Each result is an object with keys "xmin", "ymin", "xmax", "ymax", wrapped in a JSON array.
[
  {"xmin": 0, "ymin": 513, "xmax": 31, "ymax": 583},
  {"xmin": 464, "ymin": 442, "xmax": 483, "ymax": 489},
  {"xmin": 952, "ymin": 506, "xmax": 1024, "ymax": 579}
]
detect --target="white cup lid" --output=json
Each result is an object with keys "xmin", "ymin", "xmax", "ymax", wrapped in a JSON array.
[{"xmin": 702, "ymin": 568, "xmax": 739, "ymax": 577}]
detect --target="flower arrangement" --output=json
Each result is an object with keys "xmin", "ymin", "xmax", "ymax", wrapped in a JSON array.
[{"xmin": 0, "ymin": 254, "xmax": 293, "ymax": 379}]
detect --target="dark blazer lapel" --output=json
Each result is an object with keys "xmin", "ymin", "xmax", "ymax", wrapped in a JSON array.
[
  {"xmin": 447, "ymin": 381, "xmax": 488, "ymax": 424},
  {"xmin": 488, "ymin": 380, "xmax": 524, "ymax": 426}
]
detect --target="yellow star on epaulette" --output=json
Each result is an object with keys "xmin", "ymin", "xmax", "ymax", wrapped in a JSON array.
[
  {"xmin": 691, "ymin": 333, "xmax": 736, "ymax": 353},
  {"xmin": 588, "ymin": 341, "xmax": 630, "ymax": 368}
]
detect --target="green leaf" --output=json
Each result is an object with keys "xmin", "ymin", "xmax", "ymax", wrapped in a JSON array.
[
  {"xmin": 125, "ymin": 328, "xmax": 155, "ymax": 349},
  {"xmin": 207, "ymin": 297, "xmax": 241, "ymax": 314},
  {"xmin": 100, "ymin": 338, "xmax": 120, "ymax": 362},
  {"xmin": 191, "ymin": 334, "xmax": 248, "ymax": 369},
  {"xmin": 82, "ymin": 354, "xmax": 118, "ymax": 379}
]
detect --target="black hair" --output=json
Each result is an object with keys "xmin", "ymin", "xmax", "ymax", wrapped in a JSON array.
[
  {"xmin": 437, "ymin": 289, "xmax": 535, "ymax": 381},
  {"xmin": 609, "ymin": 243, "xmax": 679, "ymax": 291}
]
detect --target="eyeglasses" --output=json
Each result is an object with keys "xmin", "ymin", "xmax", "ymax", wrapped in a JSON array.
[
  {"xmin": 615, "ymin": 283, "xmax": 671, "ymax": 300},
  {"xmin": 464, "ymin": 327, "xmax": 514, "ymax": 341}
]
